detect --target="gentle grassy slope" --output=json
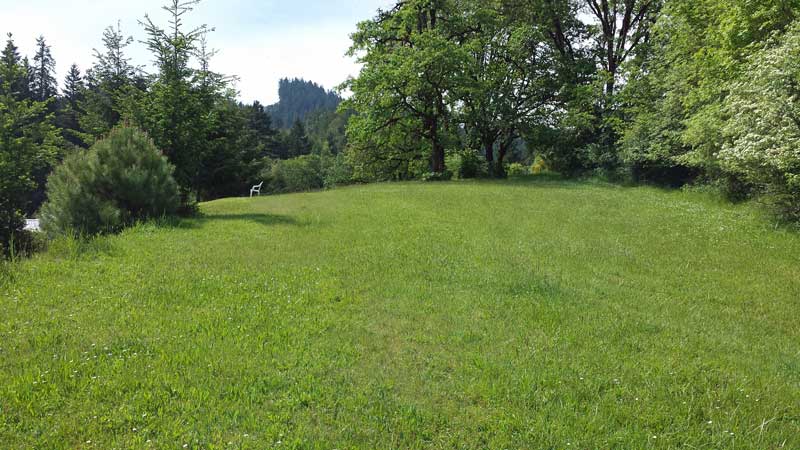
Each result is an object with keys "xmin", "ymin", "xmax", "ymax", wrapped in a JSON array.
[{"xmin": 1, "ymin": 179, "xmax": 799, "ymax": 449}]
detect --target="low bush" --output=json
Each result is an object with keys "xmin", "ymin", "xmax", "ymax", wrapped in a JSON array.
[
  {"xmin": 506, "ymin": 163, "xmax": 529, "ymax": 177},
  {"xmin": 446, "ymin": 150, "xmax": 487, "ymax": 179},
  {"xmin": 322, "ymin": 152, "xmax": 354, "ymax": 188},
  {"xmin": 40, "ymin": 126, "xmax": 180, "ymax": 236},
  {"xmin": 266, "ymin": 155, "xmax": 324, "ymax": 193},
  {"xmin": 531, "ymin": 156, "xmax": 549, "ymax": 175},
  {"xmin": 421, "ymin": 170, "xmax": 454, "ymax": 182}
]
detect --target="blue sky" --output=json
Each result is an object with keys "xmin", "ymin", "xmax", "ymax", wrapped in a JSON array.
[{"xmin": 0, "ymin": 0, "xmax": 393, "ymax": 103}]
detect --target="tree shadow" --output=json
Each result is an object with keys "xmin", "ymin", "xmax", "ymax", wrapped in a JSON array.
[
  {"xmin": 173, "ymin": 213, "xmax": 309, "ymax": 230},
  {"xmin": 473, "ymin": 173, "xmax": 589, "ymax": 189}
]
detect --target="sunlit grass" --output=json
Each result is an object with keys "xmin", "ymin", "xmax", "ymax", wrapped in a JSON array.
[{"xmin": 1, "ymin": 178, "xmax": 799, "ymax": 448}]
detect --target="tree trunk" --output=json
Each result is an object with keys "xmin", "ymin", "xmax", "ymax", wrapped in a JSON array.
[
  {"xmin": 606, "ymin": 60, "xmax": 616, "ymax": 99},
  {"xmin": 496, "ymin": 141, "xmax": 508, "ymax": 177},
  {"xmin": 428, "ymin": 116, "xmax": 445, "ymax": 173}
]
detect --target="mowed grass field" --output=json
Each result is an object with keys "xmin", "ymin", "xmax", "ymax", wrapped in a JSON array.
[{"xmin": 1, "ymin": 179, "xmax": 799, "ymax": 449}]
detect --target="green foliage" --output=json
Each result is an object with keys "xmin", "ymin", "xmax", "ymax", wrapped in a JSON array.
[
  {"xmin": 458, "ymin": 1, "xmax": 562, "ymax": 176},
  {"xmin": 719, "ymin": 23, "xmax": 800, "ymax": 221},
  {"xmin": 132, "ymin": 0, "xmax": 216, "ymax": 200},
  {"xmin": 0, "ymin": 42, "xmax": 60, "ymax": 256},
  {"xmin": 30, "ymin": 36, "xmax": 57, "ymax": 103},
  {"xmin": 621, "ymin": 0, "xmax": 800, "ymax": 187},
  {"xmin": 506, "ymin": 162, "xmax": 528, "ymax": 177},
  {"xmin": 79, "ymin": 23, "xmax": 142, "ymax": 141},
  {"xmin": 263, "ymin": 155, "xmax": 324, "ymax": 194},
  {"xmin": 321, "ymin": 151, "xmax": 353, "ymax": 188},
  {"xmin": 344, "ymin": 0, "xmax": 468, "ymax": 177},
  {"xmin": 446, "ymin": 149, "xmax": 487, "ymax": 179},
  {"xmin": 284, "ymin": 120, "xmax": 312, "ymax": 158},
  {"xmin": 266, "ymin": 78, "xmax": 341, "ymax": 129},
  {"xmin": 421, "ymin": 169, "xmax": 453, "ymax": 182},
  {"xmin": 531, "ymin": 156, "xmax": 549, "ymax": 175},
  {"xmin": 305, "ymin": 107, "xmax": 351, "ymax": 155},
  {"xmin": 39, "ymin": 126, "xmax": 180, "ymax": 236}
]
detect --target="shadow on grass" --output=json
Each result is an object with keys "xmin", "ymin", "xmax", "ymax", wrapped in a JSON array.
[
  {"xmin": 472, "ymin": 173, "xmax": 590, "ymax": 189},
  {"xmin": 171, "ymin": 213, "xmax": 308, "ymax": 230}
]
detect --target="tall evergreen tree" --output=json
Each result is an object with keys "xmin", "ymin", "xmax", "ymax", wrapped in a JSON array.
[
  {"xmin": 63, "ymin": 64, "xmax": 84, "ymax": 106},
  {"xmin": 80, "ymin": 22, "xmax": 140, "ymax": 138},
  {"xmin": 138, "ymin": 0, "xmax": 212, "ymax": 199},
  {"xmin": 57, "ymin": 64, "xmax": 87, "ymax": 148},
  {"xmin": 287, "ymin": 119, "xmax": 312, "ymax": 158},
  {"xmin": 247, "ymin": 100, "xmax": 279, "ymax": 156},
  {"xmin": 0, "ymin": 34, "xmax": 30, "ymax": 100},
  {"xmin": 31, "ymin": 35, "xmax": 57, "ymax": 103},
  {"xmin": 0, "ymin": 41, "xmax": 60, "ymax": 255}
]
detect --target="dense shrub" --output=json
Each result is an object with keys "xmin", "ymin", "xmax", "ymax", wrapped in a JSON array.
[
  {"xmin": 719, "ymin": 24, "xmax": 800, "ymax": 222},
  {"xmin": 446, "ymin": 150, "xmax": 487, "ymax": 179},
  {"xmin": 506, "ymin": 163, "xmax": 528, "ymax": 177},
  {"xmin": 40, "ymin": 126, "xmax": 180, "ymax": 236},
  {"xmin": 421, "ymin": 170, "xmax": 453, "ymax": 182},
  {"xmin": 0, "ymin": 88, "xmax": 60, "ymax": 257},
  {"xmin": 265, "ymin": 155, "xmax": 324, "ymax": 193},
  {"xmin": 531, "ymin": 156, "xmax": 549, "ymax": 175},
  {"xmin": 322, "ymin": 152, "xmax": 354, "ymax": 188}
]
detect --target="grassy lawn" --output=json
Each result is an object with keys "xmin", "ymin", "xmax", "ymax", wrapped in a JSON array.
[{"xmin": 1, "ymin": 178, "xmax": 799, "ymax": 449}]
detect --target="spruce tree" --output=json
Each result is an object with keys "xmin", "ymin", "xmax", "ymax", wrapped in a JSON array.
[
  {"xmin": 0, "ymin": 34, "xmax": 29, "ymax": 100},
  {"xmin": 57, "ymin": 63, "xmax": 87, "ymax": 148},
  {"xmin": 287, "ymin": 119, "xmax": 312, "ymax": 157},
  {"xmin": 31, "ymin": 35, "xmax": 57, "ymax": 103},
  {"xmin": 139, "ymin": 0, "xmax": 212, "ymax": 198},
  {"xmin": 63, "ymin": 64, "xmax": 84, "ymax": 106},
  {"xmin": 80, "ymin": 22, "xmax": 140, "ymax": 138},
  {"xmin": 0, "ymin": 41, "xmax": 60, "ymax": 255}
]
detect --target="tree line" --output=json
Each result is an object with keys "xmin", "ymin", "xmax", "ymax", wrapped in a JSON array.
[
  {"xmin": 344, "ymin": 0, "xmax": 800, "ymax": 220},
  {"xmin": 0, "ymin": 0, "xmax": 350, "ymax": 255},
  {"xmin": 3, "ymin": 0, "xmax": 800, "ymax": 254}
]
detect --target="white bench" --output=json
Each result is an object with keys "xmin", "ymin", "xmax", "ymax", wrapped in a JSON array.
[
  {"xmin": 250, "ymin": 182, "xmax": 264, "ymax": 197},
  {"xmin": 24, "ymin": 219, "xmax": 40, "ymax": 232}
]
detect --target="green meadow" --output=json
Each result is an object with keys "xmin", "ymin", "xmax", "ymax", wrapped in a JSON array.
[{"xmin": 1, "ymin": 179, "xmax": 799, "ymax": 449}]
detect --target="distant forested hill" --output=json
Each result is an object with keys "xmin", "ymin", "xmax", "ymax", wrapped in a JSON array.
[{"xmin": 266, "ymin": 78, "xmax": 341, "ymax": 129}]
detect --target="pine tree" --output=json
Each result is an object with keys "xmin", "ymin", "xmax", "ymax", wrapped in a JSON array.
[
  {"xmin": 138, "ymin": 0, "xmax": 213, "ymax": 199},
  {"xmin": 0, "ymin": 40, "xmax": 60, "ymax": 255},
  {"xmin": 287, "ymin": 119, "xmax": 312, "ymax": 157},
  {"xmin": 63, "ymin": 64, "xmax": 84, "ymax": 106},
  {"xmin": 20, "ymin": 57, "xmax": 34, "ymax": 100},
  {"xmin": 57, "ymin": 63, "xmax": 87, "ymax": 148},
  {"xmin": 0, "ymin": 34, "xmax": 29, "ymax": 100},
  {"xmin": 248, "ymin": 100, "xmax": 278, "ymax": 155},
  {"xmin": 93, "ymin": 22, "xmax": 136, "ymax": 84},
  {"xmin": 31, "ymin": 35, "xmax": 57, "ymax": 103},
  {"xmin": 80, "ymin": 23, "xmax": 140, "ymax": 138}
]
